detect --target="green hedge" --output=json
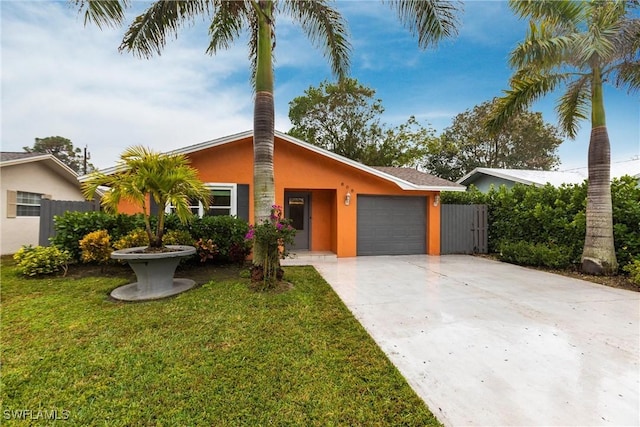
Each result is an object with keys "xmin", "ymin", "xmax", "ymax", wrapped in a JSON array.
[
  {"xmin": 52, "ymin": 211, "xmax": 250, "ymax": 265},
  {"xmin": 442, "ymin": 175, "xmax": 640, "ymax": 271},
  {"xmin": 51, "ymin": 211, "xmax": 146, "ymax": 261},
  {"xmin": 186, "ymin": 215, "xmax": 251, "ymax": 264}
]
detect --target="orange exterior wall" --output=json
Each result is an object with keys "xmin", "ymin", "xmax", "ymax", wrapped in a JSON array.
[{"xmin": 116, "ymin": 135, "xmax": 441, "ymax": 257}]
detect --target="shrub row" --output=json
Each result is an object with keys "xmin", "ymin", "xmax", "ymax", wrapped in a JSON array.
[
  {"xmin": 53, "ymin": 212, "xmax": 251, "ymax": 265},
  {"xmin": 441, "ymin": 176, "xmax": 640, "ymax": 271},
  {"xmin": 498, "ymin": 241, "xmax": 573, "ymax": 269}
]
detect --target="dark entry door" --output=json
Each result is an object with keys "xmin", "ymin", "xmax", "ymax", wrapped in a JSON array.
[{"xmin": 284, "ymin": 192, "xmax": 310, "ymax": 250}]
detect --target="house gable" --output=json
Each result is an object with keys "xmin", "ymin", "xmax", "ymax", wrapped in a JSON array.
[{"xmin": 0, "ymin": 153, "xmax": 84, "ymax": 255}]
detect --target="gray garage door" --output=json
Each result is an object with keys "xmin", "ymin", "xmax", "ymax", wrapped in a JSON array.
[{"xmin": 357, "ymin": 195, "xmax": 426, "ymax": 255}]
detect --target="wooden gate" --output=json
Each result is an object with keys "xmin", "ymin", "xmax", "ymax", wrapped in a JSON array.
[
  {"xmin": 39, "ymin": 199, "xmax": 100, "ymax": 246},
  {"xmin": 440, "ymin": 204, "xmax": 488, "ymax": 254}
]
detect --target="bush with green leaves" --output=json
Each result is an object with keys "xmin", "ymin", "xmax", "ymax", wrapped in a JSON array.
[
  {"xmin": 79, "ymin": 230, "xmax": 112, "ymax": 264},
  {"xmin": 112, "ymin": 227, "xmax": 189, "ymax": 249},
  {"xmin": 194, "ymin": 238, "xmax": 219, "ymax": 263},
  {"xmin": 113, "ymin": 229, "xmax": 148, "ymax": 250},
  {"xmin": 611, "ymin": 176, "xmax": 640, "ymax": 267},
  {"xmin": 442, "ymin": 176, "xmax": 639, "ymax": 269},
  {"xmin": 163, "ymin": 229, "xmax": 194, "ymax": 246},
  {"xmin": 623, "ymin": 259, "xmax": 640, "ymax": 285},
  {"xmin": 53, "ymin": 209, "xmax": 251, "ymax": 265},
  {"xmin": 13, "ymin": 245, "xmax": 72, "ymax": 277},
  {"xmin": 52, "ymin": 211, "xmax": 146, "ymax": 261},
  {"xmin": 188, "ymin": 215, "xmax": 251, "ymax": 264},
  {"xmin": 498, "ymin": 240, "xmax": 573, "ymax": 269}
]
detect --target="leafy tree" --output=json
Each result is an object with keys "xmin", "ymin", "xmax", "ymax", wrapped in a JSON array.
[
  {"xmin": 288, "ymin": 78, "xmax": 384, "ymax": 161},
  {"xmin": 429, "ymin": 100, "xmax": 563, "ymax": 181},
  {"xmin": 23, "ymin": 136, "xmax": 93, "ymax": 174},
  {"xmin": 288, "ymin": 78, "xmax": 437, "ymax": 166},
  {"xmin": 487, "ymin": 0, "xmax": 640, "ymax": 275},
  {"xmin": 376, "ymin": 116, "xmax": 439, "ymax": 168},
  {"xmin": 74, "ymin": 0, "xmax": 460, "ymax": 284}
]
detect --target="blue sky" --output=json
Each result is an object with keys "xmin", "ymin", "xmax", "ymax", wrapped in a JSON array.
[{"xmin": 2, "ymin": 1, "xmax": 638, "ymax": 171}]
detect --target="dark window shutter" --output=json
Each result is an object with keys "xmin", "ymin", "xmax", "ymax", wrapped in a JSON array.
[
  {"xmin": 150, "ymin": 198, "xmax": 159, "ymax": 216},
  {"xmin": 237, "ymin": 184, "xmax": 249, "ymax": 221}
]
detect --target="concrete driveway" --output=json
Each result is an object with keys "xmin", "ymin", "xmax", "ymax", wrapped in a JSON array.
[{"xmin": 308, "ymin": 255, "xmax": 639, "ymax": 426}]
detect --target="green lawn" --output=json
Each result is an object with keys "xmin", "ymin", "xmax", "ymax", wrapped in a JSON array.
[{"xmin": 1, "ymin": 260, "xmax": 441, "ymax": 426}]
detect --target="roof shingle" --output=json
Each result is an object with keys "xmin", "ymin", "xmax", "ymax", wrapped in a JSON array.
[{"xmin": 373, "ymin": 166, "xmax": 464, "ymax": 189}]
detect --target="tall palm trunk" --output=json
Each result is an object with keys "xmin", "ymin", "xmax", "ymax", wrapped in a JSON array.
[
  {"xmin": 252, "ymin": 1, "xmax": 276, "ymax": 268},
  {"xmin": 581, "ymin": 67, "xmax": 618, "ymax": 274}
]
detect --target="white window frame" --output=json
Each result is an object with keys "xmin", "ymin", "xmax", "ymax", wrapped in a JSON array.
[{"xmin": 165, "ymin": 183, "xmax": 237, "ymax": 218}]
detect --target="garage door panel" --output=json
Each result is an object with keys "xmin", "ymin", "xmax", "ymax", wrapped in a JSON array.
[{"xmin": 357, "ymin": 195, "xmax": 426, "ymax": 256}]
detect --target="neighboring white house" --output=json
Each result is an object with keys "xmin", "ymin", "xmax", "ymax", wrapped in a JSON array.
[
  {"xmin": 457, "ymin": 158, "xmax": 640, "ymax": 192},
  {"xmin": 456, "ymin": 168, "xmax": 587, "ymax": 192},
  {"xmin": 1, "ymin": 152, "xmax": 85, "ymax": 255}
]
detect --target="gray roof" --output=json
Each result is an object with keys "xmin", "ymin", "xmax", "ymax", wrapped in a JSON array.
[
  {"xmin": 0, "ymin": 152, "xmax": 43, "ymax": 162},
  {"xmin": 373, "ymin": 167, "xmax": 465, "ymax": 189}
]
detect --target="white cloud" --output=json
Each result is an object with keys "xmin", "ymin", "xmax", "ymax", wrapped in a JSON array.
[{"xmin": 1, "ymin": 2, "xmax": 254, "ymax": 168}]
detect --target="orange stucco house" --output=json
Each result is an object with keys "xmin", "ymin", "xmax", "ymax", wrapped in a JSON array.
[{"xmin": 99, "ymin": 130, "xmax": 465, "ymax": 257}]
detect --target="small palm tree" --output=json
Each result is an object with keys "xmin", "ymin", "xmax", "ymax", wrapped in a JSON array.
[
  {"xmin": 82, "ymin": 146, "xmax": 210, "ymax": 249},
  {"xmin": 488, "ymin": 0, "xmax": 640, "ymax": 275}
]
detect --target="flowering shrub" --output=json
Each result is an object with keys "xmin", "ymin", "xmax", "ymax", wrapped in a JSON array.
[{"xmin": 245, "ymin": 205, "xmax": 296, "ymax": 286}]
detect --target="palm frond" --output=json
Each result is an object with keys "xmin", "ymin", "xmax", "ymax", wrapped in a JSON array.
[
  {"xmin": 248, "ymin": 13, "xmax": 259, "ymax": 89},
  {"xmin": 572, "ymin": 2, "xmax": 625, "ymax": 67},
  {"xmin": 206, "ymin": 1, "xmax": 252, "ymax": 55},
  {"xmin": 613, "ymin": 60, "xmax": 640, "ymax": 92},
  {"xmin": 508, "ymin": 0, "xmax": 584, "ymax": 27},
  {"xmin": 72, "ymin": 0, "xmax": 129, "ymax": 29},
  {"xmin": 384, "ymin": 0, "xmax": 461, "ymax": 49},
  {"xmin": 120, "ymin": 0, "xmax": 211, "ymax": 58},
  {"xmin": 557, "ymin": 75, "xmax": 590, "ymax": 138},
  {"xmin": 487, "ymin": 71, "xmax": 567, "ymax": 134},
  {"xmin": 509, "ymin": 20, "xmax": 574, "ymax": 70},
  {"xmin": 283, "ymin": 0, "xmax": 351, "ymax": 79}
]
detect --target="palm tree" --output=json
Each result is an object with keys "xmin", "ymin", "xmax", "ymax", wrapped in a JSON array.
[
  {"xmin": 488, "ymin": 0, "xmax": 640, "ymax": 275},
  {"xmin": 82, "ymin": 146, "xmax": 211, "ymax": 249},
  {"xmin": 73, "ymin": 0, "xmax": 460, "ymax": 276}
]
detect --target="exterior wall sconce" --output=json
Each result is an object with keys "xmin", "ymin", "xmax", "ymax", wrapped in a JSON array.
[
  {"xmin": 433, "ymin": 194, "xmax": 440, "ymax": 207},
  {"xmin": 345, "ymin": 191, "xmax": 351, "ymax": 206}
]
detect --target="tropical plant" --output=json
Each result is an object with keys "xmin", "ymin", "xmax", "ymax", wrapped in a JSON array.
[
  {"xmin": 79, "ymin": 230, "xmax": 113, "ymax": 264},
  {"xmin": 245, "ymin": 205, "xmax": 296, "ymax": 287},
  {"xmin": 488, "ymin": 0, "xmax": 640, "ymax": 275},
  {"xmin": 81, "ymin": 146, "xmax": 210, "ymax": 249},
  {"xmin": 74, "ymin": 0, "xmax": 460, "ymax": 283}
]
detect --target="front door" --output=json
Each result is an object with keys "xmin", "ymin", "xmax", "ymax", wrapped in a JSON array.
[{"xmin": 284, "ymin": 192, "xmax": 310, "ymax": 250}]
